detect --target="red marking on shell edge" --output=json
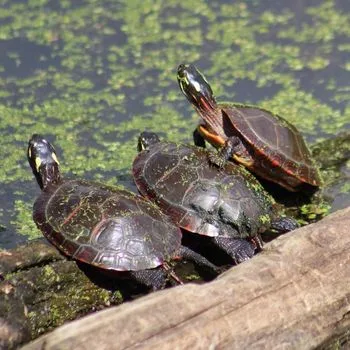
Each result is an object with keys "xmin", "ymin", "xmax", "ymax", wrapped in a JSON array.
[
  {"xmin": 182, "ymin": 223, "xmax": 196, "ymax": 233},
  {"xmin": 270, "ymin": 158, "xmax": 280, "ymax": 167}
]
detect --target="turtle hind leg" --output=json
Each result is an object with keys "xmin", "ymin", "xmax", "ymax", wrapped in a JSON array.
[
  {"xmin": 176, "ymin": 245, "xmax": 220, "ymax": 274},
  {"xmin": 271, "ymin": 217, "xmax": 299, "ymax": 234},
  {"xmin": 212, "ymin": 236, "xmax": 256, "ymax": 264},
  {"xmin": 129, "ymin": 268, "xmax": 167, "ymax": 291}
]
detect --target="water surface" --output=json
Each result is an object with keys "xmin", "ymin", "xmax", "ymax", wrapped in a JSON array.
[{"xmin": 0, "ymin": 0, "xmax": 349, "ymax": 248}]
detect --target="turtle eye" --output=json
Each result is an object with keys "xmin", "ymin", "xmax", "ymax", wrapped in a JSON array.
[
  {"xmin": 177, "ymin": 64, "xmax": 191, "ymax": 85},
  {"xmin": 177, "ymin": 64, "xmax": 189, "ymax": 77}
]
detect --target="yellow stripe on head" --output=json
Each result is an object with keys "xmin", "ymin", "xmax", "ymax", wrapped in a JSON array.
[
  {"xmin": 178, "ymin": 76, "xmax": 189, "ymax": 95},
  {"xmin": 51, "ymin": 152, "xmax": 59, "ymax": 165},
  {"xmin": 177, "ymin": 75, "xmax": 189, "ymax": 85},
  {"xmin": 35, "ymin": 157, "xmax": 42, "ymax": 172}
]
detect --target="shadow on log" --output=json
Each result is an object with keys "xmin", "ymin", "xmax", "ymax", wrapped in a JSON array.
[{"xmin": 18, "ymin": 207, "xmax": 350, "ymax": 350}]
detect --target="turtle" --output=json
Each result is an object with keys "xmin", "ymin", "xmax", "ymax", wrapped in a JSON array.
[
  {"xmin": 177, "ymin": 64, "xmax": 323, "ymax": 192},
  {"xmin": 27, "ymin": 134, "xmax": 219, "ymax": 290},
  {"xmin": 132, "ymin": 131, "xmax": 298, "ymax": 264}
]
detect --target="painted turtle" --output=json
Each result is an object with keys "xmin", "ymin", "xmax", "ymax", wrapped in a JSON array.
[
  {"xmin": 133, "ymin": 132, "xmax": 298, "ymax": 264},
  {"xmin": 27, "ymin": 135, "xmax": 219, "ymax": 290},
  {"xmin": 177, "ymin": 64, "xmax": 322, "ymax": 192}
]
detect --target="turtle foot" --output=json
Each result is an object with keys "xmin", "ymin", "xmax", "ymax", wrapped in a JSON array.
[
  {"xmin": 213, "ymin": 237, "xmax": 257, "ymax": 264},
  {"xmin": 271, "ymin": 217, "xmax": 299, "ymax": 234},
  {"xmin": 129, "ymin": 268, "xmax": 167, "ymax": 291},
  {"xmin": 177, "ymin": 245, "xmax": 220, "ymax": 275}
]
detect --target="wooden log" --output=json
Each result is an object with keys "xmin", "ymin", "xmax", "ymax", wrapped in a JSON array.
[{"xmin": 20, "ymin": 207, "xmax": 350, "ymax": 350}]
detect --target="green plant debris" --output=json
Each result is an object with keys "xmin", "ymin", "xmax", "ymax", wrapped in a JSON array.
[
  {"xmin": 300, "ymin": 202, "xmax": 331, "ymax": 221},
  {"xmin": 185, "ymin": 274, "xmax": 201, "ymax": 281},
  {"xmin": 10, "ymin": 200, "xmax": 42, "ymax": 239}
]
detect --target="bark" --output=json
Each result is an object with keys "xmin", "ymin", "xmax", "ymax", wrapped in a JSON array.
[{"xmin": 19, "ymin": 207, "xmax": 350, "ymax": 350}]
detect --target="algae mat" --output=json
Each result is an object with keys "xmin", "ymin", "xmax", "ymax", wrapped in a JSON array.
[{"xmin": 0, "ymin": 0, "xmax": 349, "ymax": 247}]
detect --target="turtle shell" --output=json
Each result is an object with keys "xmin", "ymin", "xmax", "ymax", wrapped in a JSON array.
[
  {"xmin": 33, "ymin": 180, "xmax": 181, "ymax": 271},
  {"xmin": 207, "ymin": 104, "xmax": 322, "ymax": 190},
  {"xmin": 132, "ymin": 141, "xmax": 275, "ymax": 239}
]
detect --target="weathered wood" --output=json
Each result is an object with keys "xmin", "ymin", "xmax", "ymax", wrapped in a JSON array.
[{"xmin": 20, "ymin": 207, "xmax": 350, "ymax": 350}]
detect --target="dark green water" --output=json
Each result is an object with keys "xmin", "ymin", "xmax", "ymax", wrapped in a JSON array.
[{"xmin": 0, "ymin": 0, "xmax": 349, "ymax": 248}]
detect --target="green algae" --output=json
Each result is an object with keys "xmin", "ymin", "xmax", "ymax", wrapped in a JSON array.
[
  {"xmin": 0, "ymin": 0, "xmax": 349, "ymax": 244},
  {"xmin": 311, "ymin": 132, "xmax": 350, "ymax": 213},
  {"xmin": 300, "ymin": 202, "xmax": 331, "ymax": 221},
  {"xmin": 10, "ymin": 199, "xmax": 41, "ymax": 239},
  {"xmin": 185, "ymin": 274, "xmax": 201, "ymax": 281},
  {"xmin": 22, "ymin": 261, "xmax": 124, "ymax": 338}
]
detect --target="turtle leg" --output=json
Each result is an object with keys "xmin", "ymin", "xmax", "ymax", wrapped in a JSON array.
[
  {"xmin": 208, "ymin": 136, "xmax": 245, "ymax": 168},
  {"xmin": 193, "ymin": 128, "xmax": 206, "ymax": 148},
  {"xmin": 129, "ymin": 268, "xmax": 167, "ymax": 291},
  {"xmin": 176, "ymin": 245, "xmax": 220, "ymax": 274},
  {"xmin": 212, "ymin": 236, "xmax": 256, "ymax": 264},
  {"xmin": 271, "ymin": 217, "xmax": 299, "ymax": 234}
]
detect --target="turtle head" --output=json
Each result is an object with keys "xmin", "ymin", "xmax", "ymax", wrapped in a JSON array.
[
  {"xmin": 28, "ymin": 134, "xmax": 61, "ymax": 191},
  {"xmin": 137, "ymin": 131, "xmax": 160, "ymax": 152},
  {"xmin": 177, "ymin": 64, "xmax": 217, "ymax": 113}
]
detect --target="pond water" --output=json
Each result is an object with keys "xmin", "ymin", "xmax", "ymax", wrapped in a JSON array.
[{"xmin": 0, "ymin": 0, "xmax": 349, "ymax": 248}]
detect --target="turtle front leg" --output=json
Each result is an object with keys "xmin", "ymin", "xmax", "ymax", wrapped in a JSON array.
[
  {"xmin": 193, "ymin": 128, "xmax": 206, "ymax": 148},
  {"xmin": 129, "ymin": 268, "xmax": 167, "ymax": 291},
  {"xmin": 271, "ymin": 217, "xmax": 299, "ymax": 234},
  {"xmin": 212, "ymin": 236, "xmax": 256, "ymax": 264},
  {"xmin": 208, "ymin": 136, "xmax": 248, "ymax": 168},
  {"xmin": 176, "ymin": 245, "xmax": 220, "ymax": 274}
]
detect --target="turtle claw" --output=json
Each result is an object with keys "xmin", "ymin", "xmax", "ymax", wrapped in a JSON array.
[
  {"xmin": 251, "ymin": 235, "xmax": 264, "ymax": 252},
  {"xmin": 232, "ymin": 246, "xmax": 255, "ymax": 264}
]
